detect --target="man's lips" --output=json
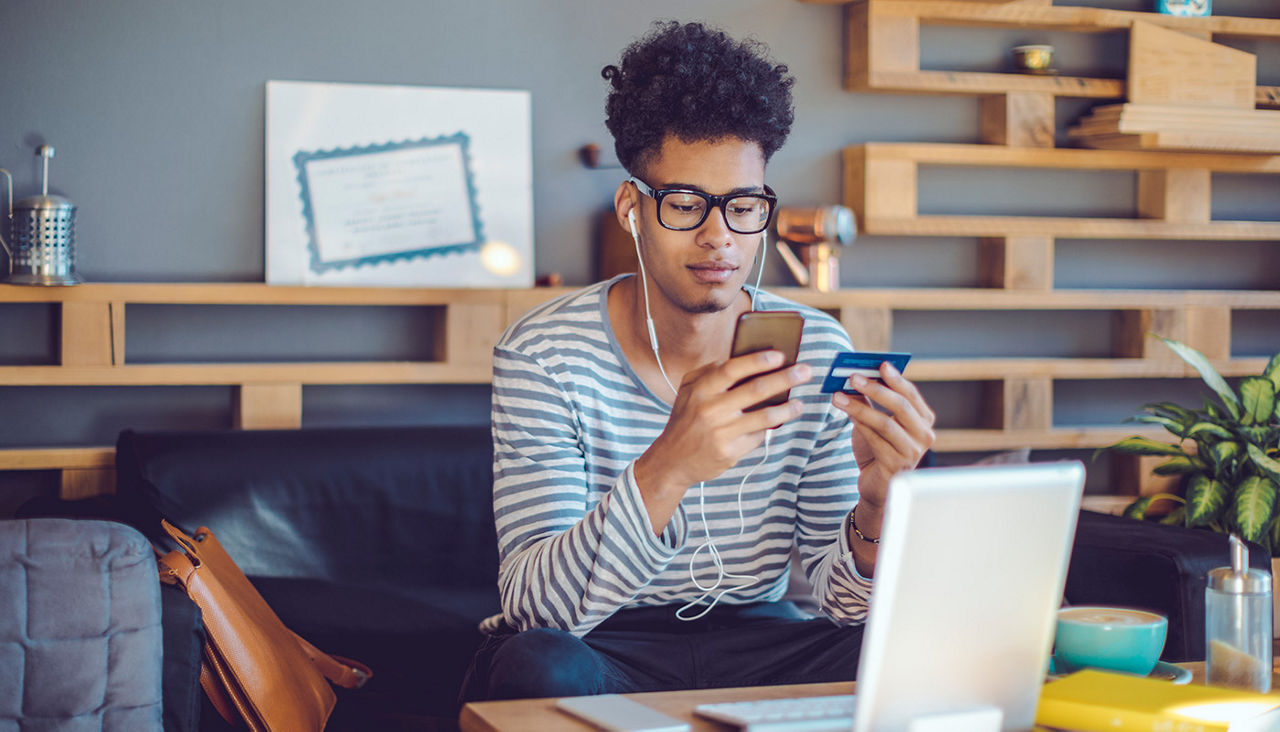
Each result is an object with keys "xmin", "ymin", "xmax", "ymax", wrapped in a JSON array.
[{"xmin": 687, "ymin": 262, "xmax": 738, "ymax": 284}]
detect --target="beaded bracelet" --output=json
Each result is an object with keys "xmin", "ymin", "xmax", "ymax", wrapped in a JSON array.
[{"xmin": 850, "ymin": 503, "xmax": 880, "ymax": 544}]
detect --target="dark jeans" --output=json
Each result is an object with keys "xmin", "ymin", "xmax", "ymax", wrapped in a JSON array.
[{"xmin": 460, "ymin": 602, "xmax": 865, "ymax": 702}]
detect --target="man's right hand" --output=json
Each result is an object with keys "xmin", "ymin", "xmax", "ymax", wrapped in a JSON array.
[{"xmin": 632, "ymin": 350, "xmax": 811, "ymax": 532}]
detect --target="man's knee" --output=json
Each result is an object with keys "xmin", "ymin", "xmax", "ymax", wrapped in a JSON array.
[{"xmin": 488, "ymin": 628, "xmax": 607, "ymax": 699}]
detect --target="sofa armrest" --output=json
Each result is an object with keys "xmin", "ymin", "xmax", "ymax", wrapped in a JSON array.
[{"xmin": 1066, "ymin": 510, "xmax": 1270, "ymax": 662}]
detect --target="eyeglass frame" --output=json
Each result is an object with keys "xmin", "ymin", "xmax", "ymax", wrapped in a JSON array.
[{"xmin": 627, "ymin": 176, "xmax": 778, "ymax": 234}]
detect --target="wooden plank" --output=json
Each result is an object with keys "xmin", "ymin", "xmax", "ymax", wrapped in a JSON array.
[
  {"xmin": 861, "ymin": 216, "xmax": 1280, "ymax": 240},
  {"xmin": 1137, "ymin": 169, "xmax": 1211, "ymax": 223},
  {"xmin": 855, "ymin": 142, "xmax": 1280, "ymax": 172},
  {"xmin": 870, "ymin": 11, "xmax": 919, "ymax": 75},
  {"xmin": 861, "ymin": 158, "xmax": 917, "ymax": 221},
  {"xmin": 979, "ymin": 92, "xmax": 1054, "ymax": 147},
  {"xmin": 1111, "ymin": 453, "xmax": 1184, "ymax": 499},
  {"xmin": 1128, "ymin": 21, "xmax": 1257, "ymax": 110},
  {"xmin": 839, "ymin": 306, "xmax": 892, "ymax": 351},
  {"xmin": 861, "ymin": 69, "xmax": 1125, "ymax": 98},
  {"xmin": 1185, "ymin": 306, "xmax": 1232, "ymax": 361},
  {"xmin": 442, "ymin": 302, "xmax": 504, "ymax": 371},
  {"xmin": 0, "ymin": 362, "xmax": 494, "ymax": 386},
  {"xmin": 60, "ymin": 301, "xmax": 114, "ymax": 367},
  {"xmin": 0, "ymin": 447, "xmax": 114, "ymax": 470},
  {"xmin": 978, "ymin": 236, "xmax": 1054, "ymax": 290},
  {"xmin": 59, "ymin": 468, "xmax": 115, "ymax": 500},
  {"xmin": 867, "ymin": 1, "xmax": 1280, "ymax": 38},
  {"xmin": 110, "ymin": 302, "xmax": 125, "ymax": 365},
  {"xmin": 0, "ymin": 283, "xmax": 500, "ymax": 306},
  {"xmin": 234, "ymin": 383, "xmax": 302, "ymax": 429},
  {"xmin": 844, "ymin": 1, "xmax": 871, "ymax": 89},
  {"xmin": 0, "ymin": 356, "xmax": 1267, "ymax": 386},
  {"xmin": 933, "ymin": 426, "xmax": 1166, "ymax": 452},
  {"xmin": 983, "ymin": 377, "xmax": 1053, "ymax": 431}
]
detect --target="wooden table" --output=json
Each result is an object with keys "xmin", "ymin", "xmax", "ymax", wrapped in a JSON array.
[
  {"xmin": 460, "ymin": 681, "xmax": 854, "ymax": 731},
  {"xmin": 460, "ymin": 657, "xmax": 1280, "ymax": 732}
]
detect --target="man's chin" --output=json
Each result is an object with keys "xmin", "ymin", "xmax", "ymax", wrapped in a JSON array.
[{"xmin": 678, "ymin": 283, "xmax": 743, "ymax": 315}]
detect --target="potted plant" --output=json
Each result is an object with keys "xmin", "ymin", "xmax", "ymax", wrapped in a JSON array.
[
  {"xmin": 1101, "ymin": 337, "xmax": 1280, "ymax": 633},
  {"xmin": 1103, "ymin": 337, "xmax": 1280, "ymax": 547}
]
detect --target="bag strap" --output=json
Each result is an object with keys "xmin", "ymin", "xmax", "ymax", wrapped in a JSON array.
[
  {"xmin": 199, "ymin": 662, "xmax": 241, "ymax": 726},
  {"xmin": 156, "ymin": 519, "xmax": 373, "ymax": 691},
  {"xmin": 291, "ymin": 631, "xmax": 373, "ymax": 689}
]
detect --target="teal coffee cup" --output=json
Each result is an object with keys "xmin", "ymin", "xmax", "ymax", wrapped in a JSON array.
[{"xmin": 1054, "ymin": 606, "xmax": 1168, "ymax": 676}]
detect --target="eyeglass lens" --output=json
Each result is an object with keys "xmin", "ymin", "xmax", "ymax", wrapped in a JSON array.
[{"xmin": 659, "ymin": 192, "xmax": 772, "ymax": 234}]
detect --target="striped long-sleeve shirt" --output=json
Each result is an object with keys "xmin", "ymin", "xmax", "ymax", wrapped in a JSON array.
[{"xmin": 480, "ymin": 275, "xmax": 873, "ymax": 637}]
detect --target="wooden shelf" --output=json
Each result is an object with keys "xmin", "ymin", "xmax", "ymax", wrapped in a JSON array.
[
  {"xmin": 0, "ymin": 447, "xmax": 114, "ymax": 471},
  {"xmin": 845, "ymin": 143, "xmax": 1280, "ymax": 239},
  {"xmin": 934, "ymin": 426, "xmax": 1164, "ymax": 452},
  {"xmin": 837, "ymin": 0, "xmax": 1280, "ymax": 106}
]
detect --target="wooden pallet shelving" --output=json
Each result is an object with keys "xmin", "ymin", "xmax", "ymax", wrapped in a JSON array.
[{"xmin": 4, "ymin": 283, "xmax": 1277, "ymax": 504}]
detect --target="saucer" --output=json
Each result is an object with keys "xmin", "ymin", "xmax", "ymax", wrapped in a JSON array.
[{"xmin": 1047, "ymin": 657, "xmax": 1192, "ymax": 685}]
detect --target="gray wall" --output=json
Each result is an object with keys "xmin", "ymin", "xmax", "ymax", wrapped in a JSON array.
[{"xmin": 1, "ymin": 0, "xmax": 1277, "ymax": 506}]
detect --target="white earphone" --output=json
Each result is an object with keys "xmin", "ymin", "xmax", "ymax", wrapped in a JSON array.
[{"xmin": 626, "ymin": 194, "xmax": 775, "ymax": 621}]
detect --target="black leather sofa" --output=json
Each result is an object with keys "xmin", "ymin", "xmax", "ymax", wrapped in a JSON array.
[{"xmin": 22, "ymin": 425, "xmax": 1269, "ymax": 730}]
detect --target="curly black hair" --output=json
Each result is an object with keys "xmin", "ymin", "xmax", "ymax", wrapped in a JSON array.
[{"xmin": 602, "ymin": 21, "xmax": 795, "ymax": 176}]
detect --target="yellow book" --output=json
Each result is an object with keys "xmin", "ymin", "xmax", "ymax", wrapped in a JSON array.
[{"xmin": 1036, "ymin": 670, "xmax": 1280, "ymax": 732}]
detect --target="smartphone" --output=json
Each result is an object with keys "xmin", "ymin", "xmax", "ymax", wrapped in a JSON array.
[{"xmin": 729, "ymin": 310, "xmax": 805, "ymax": 412}]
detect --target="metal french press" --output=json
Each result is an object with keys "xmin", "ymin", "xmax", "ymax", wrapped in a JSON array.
[{"xmin": 0, "ymin": 145, "xmax": 83, "ymax": 285}]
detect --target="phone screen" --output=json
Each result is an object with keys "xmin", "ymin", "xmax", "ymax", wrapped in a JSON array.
[{"xmin": 729, "ymin": 310, "xmax": 804, "ymax": 412}]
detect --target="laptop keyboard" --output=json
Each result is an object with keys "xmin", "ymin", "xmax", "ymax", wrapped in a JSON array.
[{"xmin": 693, "ymin": 695, "xmax": 856, "ymax": 731}]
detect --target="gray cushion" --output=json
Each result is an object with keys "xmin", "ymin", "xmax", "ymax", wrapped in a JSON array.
[{"xmin": 0, "ymin": 519, "xmax": 162, "ymax": 731}]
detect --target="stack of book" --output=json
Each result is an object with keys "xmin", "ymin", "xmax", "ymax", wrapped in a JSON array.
[
  {"xmin": 1036, "ymin": 669, "xmax": 1280, "ymax": 731},
  {"xmin": 1068, "ymin": 103, "xmax": 1280, "ymax": 154}
]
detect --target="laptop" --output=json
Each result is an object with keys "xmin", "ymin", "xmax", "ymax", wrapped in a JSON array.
[{"xmin": 695, "ymin": 460, "xmax": 1086, "ymax": 732}]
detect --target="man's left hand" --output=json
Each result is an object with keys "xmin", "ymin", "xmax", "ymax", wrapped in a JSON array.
[{"xmin": 830, "ymin": 360, "xmax": 936, "ymax": 516}]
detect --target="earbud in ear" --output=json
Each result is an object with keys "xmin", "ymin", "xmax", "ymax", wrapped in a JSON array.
[{"xmin": 627, "ymin": 210, "xmax": 638, "ymax": 239}]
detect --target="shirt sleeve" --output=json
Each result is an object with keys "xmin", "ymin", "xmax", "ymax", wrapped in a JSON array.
[
  {"xmin": 793, "ymin": 401, "xmax": 874, "ymax": 624},
  {"xmin": 490, "ymin": 345, "xmax": 689, "ymax": 636}
]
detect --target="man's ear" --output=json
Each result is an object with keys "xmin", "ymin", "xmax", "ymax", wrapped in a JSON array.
[{"xmin": 614, "ymin": 180, "xmax": 638, "ymax": 235}]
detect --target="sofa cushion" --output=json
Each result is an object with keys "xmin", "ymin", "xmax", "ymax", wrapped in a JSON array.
[{"xmin": 0, "ymin": 518, "xmax": 163, "ymax": 731}]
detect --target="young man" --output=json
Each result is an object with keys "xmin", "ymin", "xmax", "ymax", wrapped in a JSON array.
[{"xmin": 462, "ymin": 21, "xmax": 935, "ymax": 702}]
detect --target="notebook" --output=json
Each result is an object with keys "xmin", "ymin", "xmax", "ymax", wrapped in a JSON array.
[{"xmin": 696, "ymin": 461, "xmax": 1086, "ymax": 732}]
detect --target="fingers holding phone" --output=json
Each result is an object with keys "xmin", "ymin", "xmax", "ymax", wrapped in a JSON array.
[{"xmin": 637, "ymin": 312, "xmax": 808, "ymax": 494}]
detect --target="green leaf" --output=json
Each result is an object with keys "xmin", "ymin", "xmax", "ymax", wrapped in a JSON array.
[
  {"xmin": 1123, "ymin": 495, "xmax": 1155, "ymax": 520},
  {"xmin": 1204, "ymin": 398, "xmax": 1226, "ymax": 422},
  {"xmin": 1160, "ymin": 337, "xmax": 1240, "ymax": 420},
  {"xmin": 1186, "ymin": 422, "xmax": 1235, "ymax": 442},
  {"xmin": 1209, "ymin": 441, "xmax": 1243, "ymax": 473},
  {"xmin": 1264, "ymin": 353, "xmax": 1280, "ymax": 393},
  {"xmin": 1126, "ymin": 414, "xmax": 1188, "ymax": 437},
  {"xmin": 1153, "ymin": 455, "xmax": 1204, "ymax": 475},
  {"xmin": 1239, "ymin": 376, "xmax": 1276, "ymax": 426},
  {"xmin": 1143, "ymin": 401, "xmax": 1199, "ymax": 427},
  {"xmin": 1102, "ymin": 436, "xmax": 1188, "ymax": 457},
  {"xmin": 1159, "ymin": 506, "xmax": 1187, "ymax": 526},
  {"xmin": 1238, "ymin": 426, "xmax": 1277, "ymax": 446},
  {"xmin": 1185, "ymin": 475, "xmax": 1227, "ymax": 527},
  {"xmin": 1233, "ymin": 476, "xmax": 1279, "ymax": 543},
  {"xmin": 1247, "ymin": 443, "xmax": 1280, "ymax": 485}
]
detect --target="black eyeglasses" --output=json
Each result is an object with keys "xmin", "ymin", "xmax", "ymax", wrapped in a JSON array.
[{"xmin": 629, "ymin": 177, "xmax": 777, "ymax": 234}]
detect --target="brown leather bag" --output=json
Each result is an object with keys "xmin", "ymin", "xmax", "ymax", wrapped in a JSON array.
[{"xmin": 156, "ymin": 520, "xmax": 371, "ymax": 731}]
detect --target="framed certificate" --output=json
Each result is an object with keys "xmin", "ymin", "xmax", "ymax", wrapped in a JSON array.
[{"xmin": 266, "ymin": 81, "xmax": 532, "ymax": 287}]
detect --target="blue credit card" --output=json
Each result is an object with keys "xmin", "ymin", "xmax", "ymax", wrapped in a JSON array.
[{"xmin": 821, "ymin": 351, "xmax": 912, "ymax": 395}]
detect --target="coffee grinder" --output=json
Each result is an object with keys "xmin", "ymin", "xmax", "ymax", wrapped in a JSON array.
[
  {"xmin": 0, "ymin": 145, "xmax": 83, "ymax": 285},
  {"xmin": 774, "ymin": 206, "xmax": 856, "ymax": 292}
]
